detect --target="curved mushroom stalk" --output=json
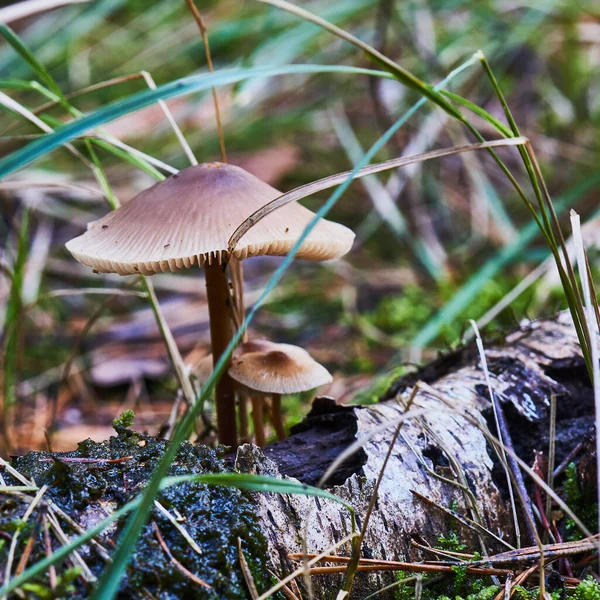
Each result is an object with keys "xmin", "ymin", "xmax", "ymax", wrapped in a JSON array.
[{"xmin": 204, "ymin": 261, "xmax": 237, "ymax": 446}]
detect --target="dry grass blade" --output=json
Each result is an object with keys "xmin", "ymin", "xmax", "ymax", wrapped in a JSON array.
[
  {"xmin": 151, "ymin": 522, "xmax": 211, "ymax": 590},
  {"xmin": 140, "ymin": 70, "xmax": 197, "ymax": 166},
  {"xmin": 154, "ymin": 500, "xmax": 202, "ymax": 556},
  {"xmin": 417, "ymin": 382, "xmax": 594, "ymax": 539},
  {"xmin": 256, "ymin": 533, "xmax": 356, "ymax": 600},
  {"xmin": 0, "ymin": 0, "xmax": 88, "ymax": 24},
  {"xmin": 410, "ymin": 491, "xmax": 513, "ymax": 550},
  {"xmin": 46, "ymin": 510, "xmax": 96, "ymax": 582},
  {"xmin": 469, "ymin": 320, "xmax": 523, "ymax": 546},
  {"xmin": 238, "ymin": 538, "xmax": 259, "ymax": 600},
  {"xmin": 228, "ymin": 138, "xmax": 528, "ymax": 253},
  {"xmin": 570, "ymin": 209, "xmax": 600, "ymax": 550},
  {"xmin": 341, "ymin": 387, "xmax": 419, "ymax": 593},
  {"xmin": 3, "ymin": 484, "xmax": 47, "ymax": 598}
]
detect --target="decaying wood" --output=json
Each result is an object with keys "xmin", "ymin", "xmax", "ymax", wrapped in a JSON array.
[
  {"xmin": 235, "ymin": 311, "xmax": 593, "ymax": 597},
  {"xmin": 2, "ymin": 312, "xmax": 595, "ymax": 599}
]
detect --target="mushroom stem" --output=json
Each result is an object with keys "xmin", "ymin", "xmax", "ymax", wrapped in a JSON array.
[
  {"xmin": 271, "ymin": 394, "xmax": 286, "ymax": 441},
  {"xmin": 251, "ymin": 396, "xmax": 265, "ymax": 447},
  {"xmin": 238, "ymin": 394, "xmax": 249, "ymax": 443},
  {"xmin": 204, "ymin": 260, "xmax": 237, "ymax": 447}
]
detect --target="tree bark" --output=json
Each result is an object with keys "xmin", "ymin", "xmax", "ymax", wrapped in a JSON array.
[
  {"xmin": 3, "ymin": 312, "xmax": 594, "ymax": 599},
  {"xmin": 235, "ymin": 311, "xmax": 593, "ymax": 597}
]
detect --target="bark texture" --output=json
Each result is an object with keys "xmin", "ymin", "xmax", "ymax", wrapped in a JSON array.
[
  {"xmin": 3, "ymin": 312, "xmax": 594, "ymax": 599},
  {"xmin": 235, "ymin": 311, "xmax": 593, "ymax": 597}
]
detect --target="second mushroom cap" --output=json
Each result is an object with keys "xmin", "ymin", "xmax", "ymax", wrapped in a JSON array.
[{"xmin": 229, "ymin": 340, "xmax": 332, "ymax": 395}]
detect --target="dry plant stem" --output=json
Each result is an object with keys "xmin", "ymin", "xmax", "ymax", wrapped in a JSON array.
[
  {"xmin": 141, "ymin": 277, "xmax": 197, "ymax": 408},
  {"xmin": 42, "ymin": 516, "xmax": 56, "ymax": 590},
  {"xmin": 342, "ymin": 388, "xmax": 418, "ymax": 594},
  {"xmin": 184, "ymin": 0, "xmax": 227, "ymax": 163},
  {"xmin": 271, "ymin": 394, "xmax": 285, "ymax": 441},
  {"xmin": 151, "ymin": 522, "xmax": 211, "ymax": 589},
  {"xmin": 486, "ymin": 398, "xmax": 537, "ymax": 546},
  {"xmin": 204, "ymin": 261, "xmax": 237, "ymax": 447},
  {"xmin": 251, "ymin": 396, "xmax": 265, "ymax": 447},
  {"xmin": 238, "ymin": 538, "xmax": 260, "ymax": 600}
]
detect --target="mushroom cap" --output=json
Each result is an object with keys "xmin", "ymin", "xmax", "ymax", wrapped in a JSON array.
[
  {"xmin": 65, "ymin": 162, "xmax": 355, "ymax": 276},
  {"xmin": 228, "ymin": 341, "xmax": 332, "ymax": 395}
]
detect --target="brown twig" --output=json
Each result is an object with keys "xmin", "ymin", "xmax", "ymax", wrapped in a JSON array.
[
  {"xmin": 492, "ymin": 563, "xmax": 539, "ymax": 600},
  {"xmin": 184, "ymin": 0, "xmax": 226, "ymax": 163},
  {"xmin": 152, "ymin": 521, "xmax": 211, "ymax": 589},
  {"xmin": 43, "ymin": 514, "xmax": 57, "ymax": 589},
  {"xmin": 238, "ymin": 538, "xmax": 259, "ymax": 599},
  {"xmin": 296, "ymin": 561, "xmax": 510, "ymax": 576},
  {"xmin": 38, "ymin": 456, "xmax": 133, "ymax": 464}
]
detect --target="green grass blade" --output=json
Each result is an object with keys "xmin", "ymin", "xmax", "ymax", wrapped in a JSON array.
[
  {"xmin": 0, "ymin": 473, "xmax": 350, "ymax": 597},
  {"xmin": 0, "ymin": 25, "xmax": 64, "ymax": 100},
  {"xmin": 257, "ymin": 0, "xmax": 462, "ymax": 119},
  {"xmin": 2, "ymin": 208, "xmax": 30, "ymax": 445},
  {"xmin": 409, "ymin": 171, "xmax": 600, "ymax": 352},
  {"xmin": 440, "ymin": 89, "xmax": 512, "ymax": 137},
  {"xmin": 0, "ymin": 64, "xmax": 395, "ymax": 179},
  {"xmin": 168, "ymin": 473, "xmax": 354, "ymax": 513},
  {"xmin": 90, "ymin": 55, "xmax": 480, "ymax": 600}
]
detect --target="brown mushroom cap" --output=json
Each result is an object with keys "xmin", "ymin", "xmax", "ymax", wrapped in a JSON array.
[
  {"xmin": 66, "ymin": 162, "xmax": 355, "ymax": 276},
  {"xmin": 228, "ymin": 341, "xmax": 332, "ymax": 395}
]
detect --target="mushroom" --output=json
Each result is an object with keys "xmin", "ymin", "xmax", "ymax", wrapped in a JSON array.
[
  {"xmin": 229, "ymin": 340, "xmax": 332, "ymax": 446},
  {"xmin": 65, "ymin": 162, "xmax": 354, "ymax": 446}
]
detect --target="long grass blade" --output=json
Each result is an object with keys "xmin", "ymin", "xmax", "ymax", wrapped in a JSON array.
[
  {"xmin": 228, "ymin": 137, "xmax": 528, "ymax": 252},
  {"xmin": 89, "ymin": 54, "xmax": 482, "ymax": 600},
  {"xmin": 0, "ymin": 64, "xmax": 397, "ymax": 178},
  {"xmin": 0, "ymin": 473, "xmax": 348, "ymax": 597}
]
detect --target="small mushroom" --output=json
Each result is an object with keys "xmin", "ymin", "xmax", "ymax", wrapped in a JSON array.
[
  {"xmin": 229, "ymin": 340, "xmax": 332, "ymax": 446},
  {"xmin": 65, "ymin": 163, "xmax": 353, "ymax": 446}
]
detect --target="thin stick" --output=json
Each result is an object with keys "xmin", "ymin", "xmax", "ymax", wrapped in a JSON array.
[
  {"xmin": 152, "ymin": 522, "xmax": 211, "ymax": 589},
  {"xmin": 546, "ymin": 394, "xmax": 557, "ymax": 520},
  {"xmin": 184, "ymin": 0, "xmax": 226, "ymax": 163},
  {"xmin": 469, "ymin": 320, "xmax": 524, "ymax": 546},
  {"xmin": 256, "ymin": 533, "xmax": 356, "ymax": 600},
  {"xmin": 570, "ymin": 210, "xmax": 600, "ymax": 552}
]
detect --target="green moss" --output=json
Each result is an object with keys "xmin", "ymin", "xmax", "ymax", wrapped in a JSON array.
[
  {"xmin": 112, "ymin": 409, "xmax": 135, "ymax": 431},
  {"xmin": 437, "ymin": 531, "xmax": 467, "ymax": 553},
  {"xmin": 2, "ymin": 430, "xmax": 273, "ymax": 599},
  {"xmin": 563, "ymin": 462, "xmax": 598, "ymax": 540},
  {"xmin": 572, "ymin": 576, "xmax": 600, "ymax": 600}
]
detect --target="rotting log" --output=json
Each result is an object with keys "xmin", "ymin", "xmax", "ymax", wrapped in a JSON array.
[{"xmin": 1, "ymin": 312, "xmax": 595, "ymax": 599}]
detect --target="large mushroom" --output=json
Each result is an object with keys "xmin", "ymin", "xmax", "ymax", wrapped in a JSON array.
[
  {"xmin": 229, "ymin": 340, "xmax": 332, "ymax": 446},
  {"xmin": 65, "ymin": 162, "xmax": 354, "ymax": 446}
]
